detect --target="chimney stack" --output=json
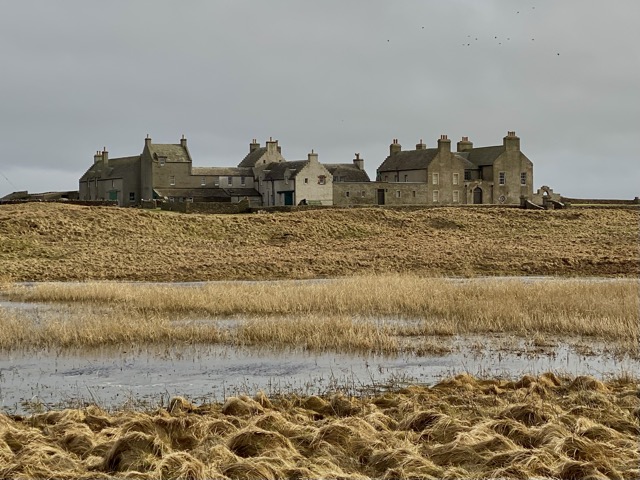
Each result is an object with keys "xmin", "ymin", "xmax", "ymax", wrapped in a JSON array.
[
  {"xmin": 457, "ymin": 136, "xmax": 473, "ymax": 152},
  {"xmin": 503, "ymin": 131, "xmax": 520, "ymax": 151},
  {"xmin": 390, "ymin": 138, "xmax": 401, "ymax": 155},
  {"xmin": 180, "ymin": 134, "xmax": 187, "ymax": 148},
  {"xmin": 94, "ymin": 150, "xmax": 102, "ymax": 164},
  {"xmin": 145, "ymin": 134, "xmax": 152, "ymax": 149},
  {"xmin": 308, "ymin": 149, "xmax": 318, "ymax": 163},
  {"xmin": 102, "ymin": 147, "xmax": 109, "ymax": 168},
  {"xmin": 266, "ymin": 137, "xmax": 279, "ymax": 155},
  {"xmin": 415, "ymin": 139, "xmax": 427, "ymax": 150},
  {"xmin": 437, "ymin": 134, "xmax": 451, "ymax": 153},
  {"xmin": 249, "ymin": 138, "xmax": 260, "ymax": 152},
  {"xmin": 353, "ymin": 153, "xmax": 364, "ymax": 171}
]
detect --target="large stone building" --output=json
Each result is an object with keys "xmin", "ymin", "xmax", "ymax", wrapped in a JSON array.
[{"xmin": 334, "ymin": 131, "xmax": 533, "ymax": 207}]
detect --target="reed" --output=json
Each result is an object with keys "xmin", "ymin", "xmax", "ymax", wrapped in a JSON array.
[
  {"xmin": 0, "ymin": 373, "xmax": 637, "ymax": 479},
  {"xmin": 5, "ymin": 276, "xmax": 638, "ymax": 345}
]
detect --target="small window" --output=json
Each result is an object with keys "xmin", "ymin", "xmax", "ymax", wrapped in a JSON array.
[
  {"xmin": 304, "ymin": 178, "xmax": 308, "ymax": 184},
  {"xmin": 201, "ymin": 177, "xmax": 206, "ymax": 186},
  {"xmin": 227, "ymin": 176, "xmax": 233, "ymax": 186},
  {"xmin": 345, "ymin": 191, "xmax": 350, "ymax": 197},
  {"xmin": 453, "ymin": 173, "xmax": 459, "ymax": 185},
  {"xmin": 395, "ymin": 190, "xmax": 401, "ymax": 198},
  {"xmin": 433, "ymin": 190, "xmax": 439, "ymax": 202},
  {"xmin": 404, "ymin": 175, "xmax": 408, "ymax": 182},
  {"xmin": 384, "ymin": 176, "xmax": 388, "ymax": 182},
  {"xmin": 464, "ymin": 170, "xmax": 471, "ymax": 181},
  {"xmin": 129, "ymin": 192, "xmax": 135, "ymax": 202},
  {"xmin": 499, "ymin": 172, "xmax": 506, "ymax": 185},
  {"xmin": 318, "ymin": 175, "xmax": 326, "ymax": 185},
  {"xmin": 394, "ymin": 175, "xmax": 398, "ymax": 182},
  {"xmin": 170, "ymin": 176, "xmax": 175, "ymax": 186},
  {"xmin": 241, "ymin": 176, "xmax": 246, "ymax": 186},
  {"xmin": 453, "ymin": 190, "xmax": 459, "ymax": 203},
  {"xmin": 159, "ymin": 157, "xmax": 166, "ymax": 166},
  {"xmin": 432, "ymin": 173, "xmax": 439, "ymax": 185},
  {"xmin": 111, "ymin": 180, "xmax": 115, "ymax": 188},
  {"xmin": 361, "ymin": 191, "xmax": 366, "ymax": 197},
  {"xmin": 412, "ymin": 191, "xmax": 416, "ymax": 198},
  {"xmin": 284, "ymin": 176, "xmax": 289, "ymax": 185},
  {"xmin": 520, "ymin": 172, "xmax": 527, "ymax": 186}
]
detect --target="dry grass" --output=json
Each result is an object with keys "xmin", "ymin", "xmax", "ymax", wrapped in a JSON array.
[
  {"xmin": 0, "ymin": 373, "xmax": 637, "ymax": 479},
  {"xmin": 0, "ymin": 203, "xmax": 637, "ymax": 282},
  {"xmin": 4, "ymin": 276, "xmax": 638, "ymax": 352}
]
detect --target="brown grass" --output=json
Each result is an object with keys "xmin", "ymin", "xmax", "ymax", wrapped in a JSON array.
[
  {"xmin": 0, "ymin": 203, "xmax": 637, "ymax": 282},
  {"xmin": 4, "ymin": 276, "xmax": 638, "ymax": 352},
  {"xmin": 0, "ymin": 373, "xmax": 637, "ymax": 479}
]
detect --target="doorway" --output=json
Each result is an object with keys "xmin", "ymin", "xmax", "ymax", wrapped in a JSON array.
[
  {"xmin": 283, "ymin": 191, "xmax": 294, "ymax": 206},
  {"xmin": 377, "ymin": 189, "xmax": 385, "ymax": 205},
  {"xmin": 473, "ymin": 187, "xmax": 483, "ymax": 204}
]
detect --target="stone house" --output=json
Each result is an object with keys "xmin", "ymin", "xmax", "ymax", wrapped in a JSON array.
[
  {"xmin": 79, "ymin": 136, "xmax": 262, "ymax": 206},
  {"xmin": 334, "ymin": 132, "xmax": 533, "ymax": 207}
]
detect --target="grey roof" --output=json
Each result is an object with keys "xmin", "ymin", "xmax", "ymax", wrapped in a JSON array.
[
  {"xmin": 465, "ymin": 145, "xmax": 505, "ymax": 167},
  {"xmin": 263, "ymin": 160, "xmax": 309, "ymax": 181},
  {"xmin": 79, "ymin": 156, "xmax": 140, "ymax": 182},
  {"xmin": 324, "ymin": 164, "xmax": 371, "ymax": 182},
  {"xmin": 192, "ymin": 166, "xmax": 253, "ymax": 176},
  {"xmin": 238, "ymin": 147, "xmax": 267, "ymax": 168},
  {"xmin": 377, "ymin": 149, "xmax": 438, "ymax": 172},
  {"xmin": 223, "ymin": 188, "xmax": 262, "ymax": 197},
  {"xmin": 453, "ymin": 152, "xmax": 479, "ymax": 170},
  {"xmin": 149, "ymin": 144, "xmax": 191, "ymax": 162}
]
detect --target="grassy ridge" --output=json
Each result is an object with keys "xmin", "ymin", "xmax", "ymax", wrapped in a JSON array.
[
  {"xmin": 0, "ymin": 203, "xmax": 637, "ymax": 282},
  {"xmin": 1, "ymin": 374, "xmax": 638, "ymax": 479}
]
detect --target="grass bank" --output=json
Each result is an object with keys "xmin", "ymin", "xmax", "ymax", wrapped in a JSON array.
[
  {"xmin": 1, "ymin": 373, "xmax": 638, "ymax": 479},
  {"xmin": 0, "ymin": 203, "xmax": 637, "ymax": 282}
]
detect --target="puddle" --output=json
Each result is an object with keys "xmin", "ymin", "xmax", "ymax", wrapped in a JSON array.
[{"xmin": 1, "ymin": 339, "xmax": 637, "ymax": 414}]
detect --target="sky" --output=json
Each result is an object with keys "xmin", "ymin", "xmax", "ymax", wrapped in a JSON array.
[{"xmin": 0, "ymin": 0, "xmax": 638, "ymax": 199}]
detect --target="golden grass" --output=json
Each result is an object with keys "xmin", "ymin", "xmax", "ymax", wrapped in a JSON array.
[
  {"xmin": 0, "ymin": 373, "xmax": 637, "ymax": 479},
  {"xmin": 4, "ymin": 276, "xmax": 638, "ymax": 352},
  {"xmin": 0, "ymin": 203, "xmax": 637, "ymax": 282}
]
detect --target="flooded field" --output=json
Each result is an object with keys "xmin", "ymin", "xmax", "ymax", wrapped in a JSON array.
[{"xmin": 1, "ymin": 284, "xmax": 638, "ymax": 413}]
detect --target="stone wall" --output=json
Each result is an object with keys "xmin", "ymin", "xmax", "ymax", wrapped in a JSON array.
[{"xmin": 160, "ymin": 199, "xmax": 251, "ymax": 214}]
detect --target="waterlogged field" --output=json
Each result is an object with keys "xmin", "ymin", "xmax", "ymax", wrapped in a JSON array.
[{"xmin": 0, "ymin": 276, "xmax": 638, "ymax": 479}]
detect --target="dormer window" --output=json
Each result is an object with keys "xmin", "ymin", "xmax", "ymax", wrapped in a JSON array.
[
  {"xmin": 159, "ymin": 157, "xmax": 166, "ymax": 166},
  {"xmin": 201, "ymin": 177, "xmax": 206, "ymax": 186},
  {"xmin": 318, "ymin": 175, "xmax": 326, "ymax": 185}
]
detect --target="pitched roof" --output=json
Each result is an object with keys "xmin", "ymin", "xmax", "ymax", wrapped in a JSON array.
[
  {"xmin": 263, "ymin": 160, "xmax": 309, "ymax": 181},
  {"xmin": 465, "ymin": 145, "xmax": 505, "ymax": 167},
  {"xmin": 153, "ymin": 188, "xmax": 230, "ymax": 199},
  {"xmin": 377, "ymin": 149, "xmax": 439, "ymax": 172},
  {"xmin": 452, "ymin": 152, "xmax": 480, "ymax": 170},
  {"xmin": 149, "ymin": 144, "xmax": 191, "ymax": 162},
  {"xmin": 192, "ymin": 166, "xmax": 253, "ymax": 176},
  {"xmin": 238, "ymin": 147, "xmax": 267, "ymax": 167},
  {"xmin": 79, "ymin": 156, "xmax": 140, "ymax": 182},
  {"xmin": 324, "ymin": 164, "xmax": 371, "ymax": 182},
  {"xmin": 222, "ymin": 188, "xmax": 262, "ymax": 197}
]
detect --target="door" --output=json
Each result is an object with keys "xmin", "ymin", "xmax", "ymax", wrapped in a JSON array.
[
  {"xmin": 108, "ymin": 190, "xmax": 118, "ymax": 201},
  {"xmin": 473, "ymin": 187, "xmax": 482, "ymax": 204},
  {"xmin": 283, "ymin": 191, "xmax": 294, "ymax": 206},
  {"xmin": 377, "ymin": 189, "xmax": 385, "ymax": 205}
]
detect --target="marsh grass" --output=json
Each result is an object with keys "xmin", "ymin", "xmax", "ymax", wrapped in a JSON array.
[
  {"xmin": 0, "ymin": 373, "xmax": 638, "ymax": 479},
  {"xmin": 5, "ymin": 276, "xmax": 638, "ymax": 351}
]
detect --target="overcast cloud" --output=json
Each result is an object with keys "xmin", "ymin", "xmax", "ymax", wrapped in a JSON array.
[{"xmin": 0, "ymin": 0, "xmax": 638, "ymax": 198}]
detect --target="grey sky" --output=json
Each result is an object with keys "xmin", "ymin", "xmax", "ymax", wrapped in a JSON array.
[{"xmin": 1, "ymin": 0, "xmax": 638, "ymax": 198}]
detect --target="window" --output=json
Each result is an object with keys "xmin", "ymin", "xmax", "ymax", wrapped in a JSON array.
[
  {"xmin": 227, "ymin": 176, "xmax": 233, "ymax": 186},
  {"xmin": 464, "ymin": 170, "xmax": 471, "ymax": 181},
  {"xmin": 284, "ymin": 176, "xmax": 289, "ymax": 185},
  {"xmin": 318, "ymin": 175, "xmax": 326, "ymax": 185},
  {"xmin": 304, "ymin": 178, "xmax": 308, "ymax": 184},
  {"xmin": 394, "ymin": 175, "xmax": 399, "ymax": 182},
  {"xmin": 453, "ymin": 190, "xmax": 459, "ymax": 203},
  {"xmin": 170, "ymin": 176, "xmax": 175, "ymax": 186},
  {"xmin": 241, "ymin": 176, "xmax": 246, "ymax": 186},
  {"xmin": 384, "ymin": 175, "xmax": 388, "ymax": 181},
  {"xmin": 159, "ymin": 157, "xmax": 166, "ymax": 166},
  {"xmin": 129, "ymin": 192, "xmax": 135, "ymax": 202},
  {"xmin": 345, "ymin": 191, "xmax": 350, "ymax": 197},
  {"xmin": 432, "ymin": 173, "xmax": 439, "ymax": 185},
  {"xmin": 404, "ymin": 175, "xmax": 408, "ymax": 182},
  {"xmin": 433, "ymin": 190, "xmax": 439, "ymax": 202},
  {"xmin": 111, "ymin": 180, "xmax": 115, "ymax": 188},
  {"xmin": 201, "ymin": 177, "xmax": 206, "ymax": 186},
  {"xmin": 499, "ymin": 172, "xmax": 506, "ymax": 185},
  {"xmin": 395, "ymin": 190, "xmax": 401, "ymax": 198},
  {"xmin": 361, "ymin": 191, "xmax": 366, "ymax": 197},
  {"xmin": 520, "ymin": 172, "xmax": 527, "ymax": 186},
  {"xmin": 453, "ymin": 173, "xmax": 459, "ymax": 185},
  {"xmin": 412, "ymin": 191, "xmax": 416, "ymax": 198}
]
